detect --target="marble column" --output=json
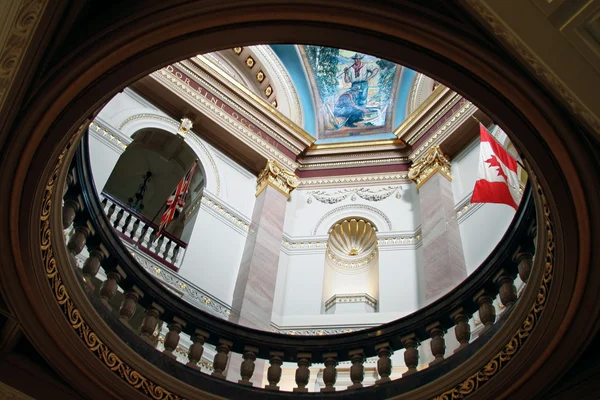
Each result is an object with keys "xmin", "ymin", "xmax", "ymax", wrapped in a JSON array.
[
  {"xmin": 409, "ymin": 146, "xmax": 467, "ymax": 303},
  {"xmin": 228, "ymin": 159, "xmax": 299, "ymax": 385}
]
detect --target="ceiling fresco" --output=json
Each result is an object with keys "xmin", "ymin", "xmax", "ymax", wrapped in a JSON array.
[{"xmin": 299, "ymin": 46, "xmax": 402, "ymax": 140}]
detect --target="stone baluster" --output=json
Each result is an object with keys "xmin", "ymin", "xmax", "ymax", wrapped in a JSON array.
[
  {"xmin": 158, "ymin": 238, "xmax": 169, "ymax": 259},
  {"xmin": 238, "ymin": 346, "xmax": 259, "ymax": 386},
  {"xmin": 99, "ymin": 267, "xmax": 123, "ymax": 310},
  {"xmin": 112, "ymin": 208, "xmax": 125, "ymax": 229},
  {"xmin": 495, "ymin": 269, "xmax": 518, "ymax": 307},
  {"xmin": 211, "ymin": 339, "xmax": 233, "ymax": 379},
  {"xmin": 475, "ymin": 290, "xmax": 496, "ymax": 330},
  {"xmin": 101, "ymin": 197, "xmax": 108, "ymax": 209},
  {"xmin": 162, "ymin": 239, "xmax": 172, "ymax": 260},
  {"xmin": 139, "ymin": 304, "xmax": 163, "ymax": 345},
  {"xmin": 427, "ymin": 322, "xmax": 446, "ymax": 366},
  {"xmin": 171, "ymin": 244, "xmax": 181, "ymax": 265},
  {"xmin": 138, "ymin": 225, "xmax": 152, "ymax": 247},
  {"xmin": 293, "ymin": 353, "xmax": 312, "ymax": 392},
  {"xmin": 105, "ymin": 202, "xmax": 116, "ymax": 220},
  {"xmin": 321, "ymin": 352, "xmax": 338, "ymax": 392},
  {"xmin": 121, "ymin": 213, "xmax": 133, "ymax": 235},
  {"xmin": 401, "ymin": 335, "xmax": 419, "ymax": 376},
  {"xmin": 150, "ymin": 235, "xmax": 164, "ymax": 254},
  {"xmin": 62, "ymin": 195, "xmax": 81, "ymax": 229},
  {"xmin": 119, "ymin": 287, "xmax": 142, "ymax": 327},
  {"xmin": 375, "ymin": 342, "xmax": 393, "ymax": 384},
  {"xmin": 348, "ymin": 349, "xmax": 365, "ymax": 389},
  {"xmin": 451, "ymin": 308, "xmax": 472, "ymax": 352},
  {"xmin": 186, "ymin": 329, "xmax": 209, "ymax": 369},
  {"xmin": 127, "ymin": 218, "xmax": 140, "ymax": 238},
  {"xmin": 163, "ymin": 318, "xmax": 185, "ymax": 359},
  {"xmin": 513, "ymin": 248, "xmax": 533, "ymax": 283},
  {"xmin": 265, "ymin": 351, "xmax": 284, "ymax": 390},
  {"xmin": 81, "ymin": 246, "xmax": 105, "ymax": 292},
  {"xmin": 131, "ymin": 220, "xmax": 145, "ymax": 242}
]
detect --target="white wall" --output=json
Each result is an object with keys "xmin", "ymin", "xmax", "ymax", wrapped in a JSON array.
[{"xmin": 452, "ymin": 138, "xmax": 519, "ymax": 274}]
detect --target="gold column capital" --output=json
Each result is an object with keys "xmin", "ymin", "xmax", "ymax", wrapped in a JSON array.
[
  {"xmin": 256, "ymin": 159, "xmax": 300, "ymax": 199},
  {"xmin": 408, "ymin": 146, "xmax": 452, "ymax": 188}
]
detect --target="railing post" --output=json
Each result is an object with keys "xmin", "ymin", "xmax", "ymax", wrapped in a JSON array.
[
  {"xmin": 475, "ymin": 289, "xmax": 496, "ymax": 330},
  {"xmin": 293, "ymin": 352, "xmax": 312, "ymax": 392},
  {"xmin": 62, "ymin": 195, "xmax": 81, "ymax": 229},
  {"xmin": 139, "ymin": 304, "xmax": 163, "ymax": 345},
  {"xmin": 375, "ymin": 342, "xmax": 393, "ymax": 384},
  {"xmin": 211, "ymin": 339, "xmax": 232, "ymax": 379},
  {"xmin": 186, "ymin": 329, "xmax": 209, "ymax": 370},
  {"xmin": 427, "ymin": 322, "xmax": 446, "ymax": 366},
  {"xmin": 513, "ymin": 248, "xmax": 534, "ymax": 283},
  {"xmin": 67, "ymin": 221, "xmax": 92, "ymax": 263},
  {"xmin": 238, "ymin": 346, "xmax": 259, "ymax": 386},
  {"xmin": 451, "ymin": 307, "xmax": 471, "ymax": 353},
  {"xmin": 321, "ymin": 352, "xmax": 338, "ymax": 392},
  {"xmin": 81, "ymin": 246, "xmax": 105, "ymax": 292},
  {"xmin": 99, "ymin": 267, "xmax": 123, "ymax": 310},
  {"xmin": 163, "ymin": 318, "xmax": 186, "ymax": 359},
  {"xmin": 401, "ymin": 335, "xmax": 419, "ymax": 376},
  {"xmin": 119, "ymin": 287, "xmax": 142, "ymax": 327},
  {"xmin": 347, "ymin": 349, "xmax": 365, "ymax": 389},
  {"xmin": 495, "ymin": 268, "xmax": 518, "ymax": 307},
  {"xmin": 265, "ymin": 351, "xmax": 284, "ymax": 390}
]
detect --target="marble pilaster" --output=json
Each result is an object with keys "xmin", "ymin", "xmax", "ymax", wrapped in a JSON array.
[
  {"xmin": 410, "ymin": 146, "xmax": 467, "ymax": 303},
  {"xmin": 228, "ymin": 159, "xmax": 298, "ymax": 385}
]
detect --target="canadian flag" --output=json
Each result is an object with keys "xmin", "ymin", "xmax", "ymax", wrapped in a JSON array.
[{"xmin": 471, "ymin": 124, "xmax": 521, "ymax": 211}]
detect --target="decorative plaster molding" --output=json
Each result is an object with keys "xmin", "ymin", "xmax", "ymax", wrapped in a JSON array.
[
  {"xmin": 376, "ymin": 230, "xmax": 422, "ymax": 250},
  {"xmin": 271, "ymin": 322, "xmax": 376, "ymax": 336},
  {"xmin": 306, "ymin": 186, "xmax": 401, "ymax": 204},
  {"xmin": 256, "ymin": 159, "xmax": 300, "ymax": 199},
  {"xmin": 155, "ymin": 67, "xmax": 298, "ymax": 171},
  {"xmin": 300, "ymin": 173, "xmax": 410, "ymax": 188},
  {"xmin": 463, "ymin": 0, "xmax": 600, "ymax": 134},
  {"xmin": 408, "ymin": 146, "xmax": 452, "ymax": 188},
  {"xmin": 410, "ymin": 100, "xmax": 475, "ymax": 160},
  {"xmin": 117, "ymin": 113, "xmax": 222, "ymax": 196},
  {"xmin": 200, "ymin": 192, "xmax": 250, "ymax": 234},
  {"xmin": 312, "ymin": 204, "xmax": 393, "ymax": 234},
  {"xmin": 298, "ymin": 156, "xmax": 408, "ymax": 169},
  {"xmin": 88, "ymin": 120, "xmax": 130, "ymax": 153},
  {"xmin": 325, "ymin": 293, "xmax": 378, "ymax": 312},
  {"xmin": 0, "ymin": 0, "xmax": 47, "ymax": 114}
]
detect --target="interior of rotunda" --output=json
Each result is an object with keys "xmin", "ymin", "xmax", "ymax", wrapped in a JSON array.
[{"xmin": 82, "ymin": 45, "xmax": 526, "ymax": 390}]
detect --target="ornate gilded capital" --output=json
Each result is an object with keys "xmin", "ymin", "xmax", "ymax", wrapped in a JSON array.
[
  {"xmin": 177, "ymin": 118, "xmax": 193, "ymax": 138},
  {"xmin": 408, "ymin": 146, "xmax": 452, "ymax": 188},
  {"xmin": 256, "ymin": 159, "xmax": 300, "ymax": 199}
]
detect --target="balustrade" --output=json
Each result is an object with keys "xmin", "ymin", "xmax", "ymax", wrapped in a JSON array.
[{"xmin": 56, "ymin": 137, "xmax": 540, "ymax": 394}]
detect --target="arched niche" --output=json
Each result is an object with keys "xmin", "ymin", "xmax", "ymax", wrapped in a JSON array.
[
  {"xmin": 322, "ymin": 218, "xmax": 380, "ymax": 314},
  {"xmin": 102, "ymin": 128, "xmax": 206, "ymax": 241}
]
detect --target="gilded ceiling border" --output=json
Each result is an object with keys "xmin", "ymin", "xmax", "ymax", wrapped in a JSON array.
[{"xmin": 41, "ymin": 140, "xmax": 553, "ymax": 399}]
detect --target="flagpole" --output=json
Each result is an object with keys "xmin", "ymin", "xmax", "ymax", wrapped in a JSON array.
[{"xmin": 471, "ymin": 116, "xmax": 526, "ymax": 169}]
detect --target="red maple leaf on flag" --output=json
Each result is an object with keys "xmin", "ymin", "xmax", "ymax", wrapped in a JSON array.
[{"xmin": 484, "ymin": 154, "xmax": 508, "ymax": 181}]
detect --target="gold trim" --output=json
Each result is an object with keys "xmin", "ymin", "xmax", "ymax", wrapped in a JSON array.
[
  {"xmin": 195, "ymin": 55, "xmax": 315, "ymax": 145},
  {"xmin": 408, "ymin": 146, "xmax": 452, "ymax": 188},
  {"xmin": 309, "ymin": 138, "xmax": 405, "ymax": 150},
  {"xmin": 394, "ymin": 84, "xmax": 449, "ymax": 139},
  {"xmin": 255, "ymin": 159, "xmax": 300, "ymax": 199},
  {"xmin": 41, "ymin": 140, "xmax": 180, "ymax": 400}
]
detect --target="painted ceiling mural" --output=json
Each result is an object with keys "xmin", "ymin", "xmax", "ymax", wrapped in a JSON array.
[{"xmin": 299, "ymin": 46, "xmax": 402, "ymax": 140}]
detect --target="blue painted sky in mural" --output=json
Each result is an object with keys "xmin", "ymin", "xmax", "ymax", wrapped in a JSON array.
[{"xmin": 270, "ymin": 45, "xmax": 415, "ymax": 143}]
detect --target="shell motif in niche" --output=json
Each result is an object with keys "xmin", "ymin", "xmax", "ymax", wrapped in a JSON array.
[{"xmin": 327, "ymin": 218, "xmax": 377, "ymax": 261}]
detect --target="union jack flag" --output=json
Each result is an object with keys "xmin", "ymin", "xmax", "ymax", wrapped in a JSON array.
[{"xmin": 156, "ymin": 162, "xmax": 197, "ymax": 239}]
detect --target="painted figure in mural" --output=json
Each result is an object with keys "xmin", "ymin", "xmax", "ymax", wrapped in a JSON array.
[
  {"xmin": 333, "ymin": 85, "xmax": 366, "ymax": 128},
  {"xmin": 343, "ymin": 54, "xmax": 380, "ymax": 106}
]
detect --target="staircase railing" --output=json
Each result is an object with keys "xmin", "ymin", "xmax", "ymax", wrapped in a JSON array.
[{"xmin": 60, "ymin": 133, "xmax": 537, "ymax": 395}]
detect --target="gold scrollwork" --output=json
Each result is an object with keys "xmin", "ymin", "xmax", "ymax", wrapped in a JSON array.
[
  {"xmin": 432, "ymin": 179, "xmax": 554, "ymax": 400},
  {"xmin": 255, "ymin": 159, "xmax": 300, "ymax": 199},
  {"xmin": 408, "ymin": 145, "xmax": 452, "ymax": 188},
  {"xmin": 41, "ymin": 140, "xmax": 181, "ymax": 400}
]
